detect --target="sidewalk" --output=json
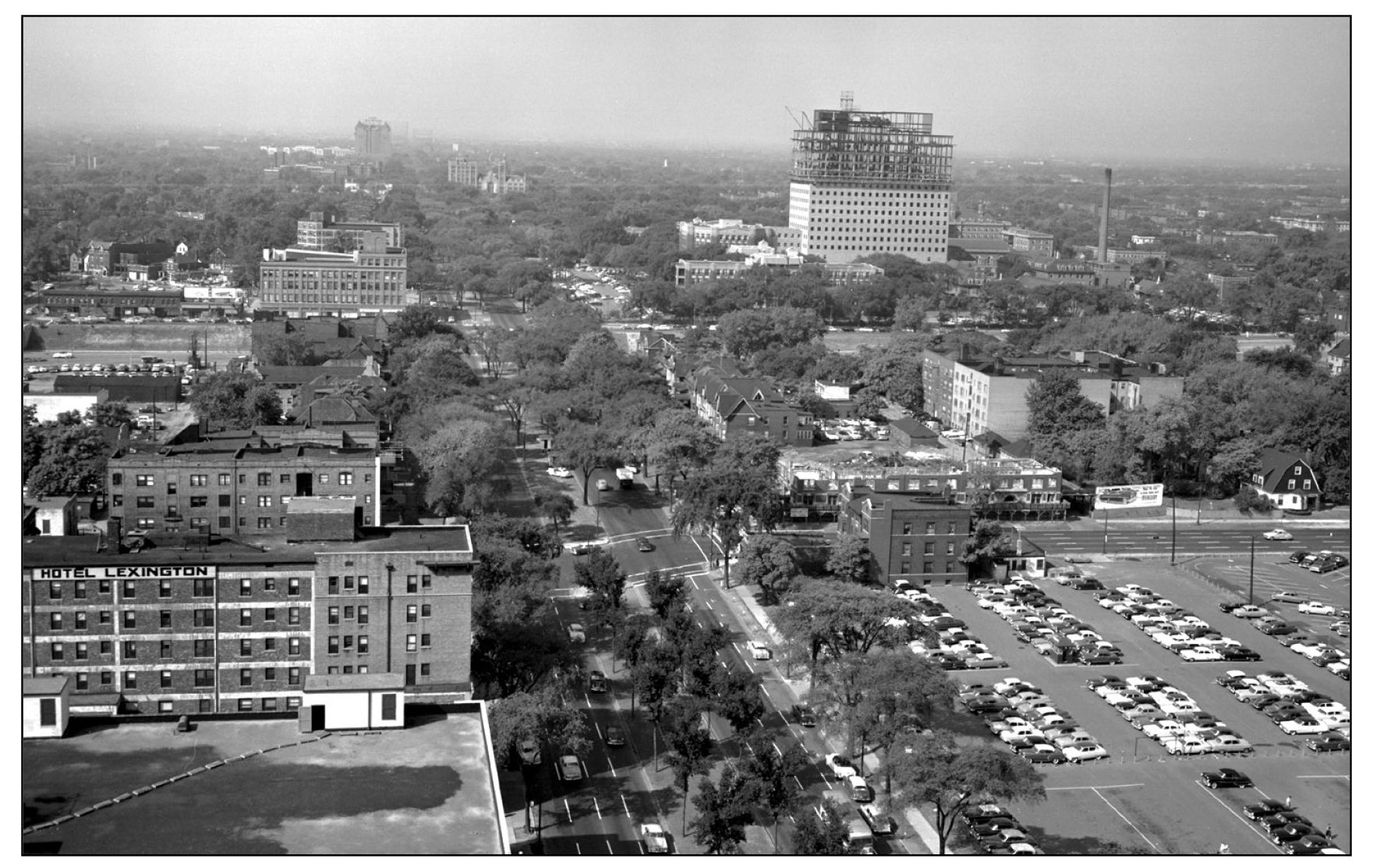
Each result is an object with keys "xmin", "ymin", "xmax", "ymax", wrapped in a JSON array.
[{"xmin": 710, "ymin": 569, "xmax": 944, "ymax": 855}]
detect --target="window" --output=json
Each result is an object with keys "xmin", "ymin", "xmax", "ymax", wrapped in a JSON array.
[
  {"xmin": 239, "ymin": 474, "xmax": 246, "ymax": 484},
  {"xmin": 421, "ymin": 604, "xmax": 431, "ymax": 618},
  {"xmin": 73, "ymin": 641, "xmax": 88, "ymax": 659},
  {"xmin": 901, "ymin": 522, "xmax": 912, "ymax": 535},
  {"xmin": 327, "ymin": 666, "xmax": 339, "ymax": 675},
  {"xmin": 75, "ymin": 611, "xmax": 88, "ymax": 630},
  {"xmin": 288, "ymin": 667, "xmax": 301, "ymax": 685},
  {"xmin": 263, "ymin": 607, "xmax": 276, "ymax": 623},
  {"xmin": 112, "ymin": 472, "xmax": 123, "ymax": 486},
  {"xmin": 199, "ymin": 698, "xmax": 212, "ymax": 713},
  {"xmin": 286, "ymin": 696, "xmax": 301, "ymax": 710},
  {"xmin": 219, "ymin": 516, "xmax": 232, "ymax": 528},
  {"xmin": 344, "ymin": 575, "xmax": 354, "ymax": 590},
  {"xmin": 166, "ymin": 482, "xmax": 177, "ymax": 495},
  {"xmin": 123, "ymin": 581, "xmax": 137, "ymax": 599},
  {"xmin": 137, "ymin": 517, "xmax": 156, "ymax": 529},
  {"xmin": 924, "ymin": 542, "xmax": 935, "ymax": 555},
  {"xmin": 49, "ymin": 582, "xmax": 62, "ymax": 600},
  {"xmin": 947, "ymin": 521, "xmax": 957, "ymax": 535},
  {"xmin": 218, "ymin": 494, "xmax": 231, "ymax": 507},
  {"xmin": 406, "ymin": 604, "xmax": 418, "ymax": 623},
  {"xmin": 257, "ymin": 517, "xmax": 272, "ymax": 528},
  {"xmin": 192, "ymin": 578, "xmax": 214, "ymax": 597},
  {"xmin": 946, "ymin": 542, "xmax": 956, "ymax": 556},
  {"xmin": 100, "ymin": 640, "xmax": 112, "ymax": 654},
  {"xmin": 421, "ymin": 633, "xmax": 431, "ymax": 648},
  {"xmin": 98, "ymin": 581, "xmax": 110, "ymax": 596},
  {"xmin": 123, "ymin": 610, "xmax": 137, "ymax": 628},
  {"xmin": 74, "ymin": 580, "xmax": 86, "ymax": 599},
  {"xmin": 328, "ymin": 576, "xmax": 339, "ymax": 594},
  {"xmin": 257, "ymin": 472, "xmax": 270, "ymax": 485},
  {"xmin": 158, "ymin": 579, "xmax": 172, "ymax": 598},
  {"xmin": 193, "ymin": 639, "xmax": 214, "ymax": 657},
  {"xmin": 219, "ymin": 473, "xmax": 231, "ymax": 485},
  {"xmin": 135, "ymin": 474, "xmax": 154, "ymax": 486},
  {"xmin": 195, "ymin": 669, "xmax": 214, "ymax": 687},
  {"xmin": 357, "ymin": 606, "xmax": 369, "ymax": 624},
  {"xmin": 238, "ymin": 698, "xmax": 253, "ymax": 712},
  {"xmin": 328, "ymin": 605, "xmax": 341, "ymax": 625},
  {"xmin": 1294, "ymin": 465, "xmax": 1302, "ymax": 475},
  {"xmin": 121, "ymin": 641, "xmax": 138, "ymax": 658},
  {"xmin": 358, "ymin": 635, "xmax": 369, "ymax": 654},
  {"xmin": 420, "ymin": 663, "xmax": 431, "ymax": 677},
  {"xmin": 327, "ymin": 636, "xmax": 339, "ymax": 654},
  {"xmin": 194, "ymin": 609, "xmax": 214, "ymax": 627},
  {"xmin": 343, "ymin": 605, "xmax": 354, "ymax": 620},
  {"xmin": 406, "ymin": 575, "xmax": 418, "ymax": 593},
  {"xmin": 239, "ymin": 496, "xmax": 247, "ymax": 506},
  {"xmin": 925, "ymin": 521, "xmax": 936, "ymax": 534},
  {"xmin": 901, "ymin": 542, "xmax": 912, "ymax": 556},
  {"xmin": 358, "ymin": 576, "xmax": 369, "ymax": 595},
  {"xmin": 257, "ymin": 495, "xmax": 272, "ymax": 508},
  {"xmin": 124, "ymin": 671, "xmax": 138, "ymax": 689},
  {"xmin": 159, "ymin": 700, "xmax": 174, "ymax": 714},
  {"xmin": 421, "ymin": 575, "xmax": 431, "ymax": 589},
  {"xmin": 76, "ymin": 673, "xmax": 88, "ymax": 691},
  {"xmin": 49, "ymin": 612, "xmax": 62, "ymax": 630},
  {"xmin": 358, "ymin": 665, "xmax": 369, "ymax": 674},
  {"xmin": 406, "ymin": 634, "xmax": 417, "ymax": 652},
  {"xmin": 240, "ymin": 638, "xmax": 252, "ymax": 657},
  {"xmin": 160, "ymin": 640, "xmax": 172, "ymax": 658},
  {"xmin": 923, "ymin": 561, "xmax": 934, "ymax": 574},
  {"xmin": 264, "ymin": 578, "xmax": 275, "ymax": 592},
  {"xmin": 50, "ymin": 642, "xmax": 64, "ymax": 661},
  {"xmin": 160, "ymin": 670, "xmax": 172, "ymax": 688},
  {"xmin": 240, "ymin": 579, "xmax": 252, "ymax": 597},
  {"xmin": 239, "ymin": 668, "xmax": 252, "ymax": 686},
  {"xmin": 100, "ymin": 671, "xmax": 113, "ymax": 685},
  {"xmin": 381, "ymin": 693, "xmax": 396, "ymax": 721},
  {"xmin": 288, "ymin": 608, "xmax": 301, "ymax": 626},
  {"xmin": 190, "ymin": 474, "xmax": 208, "ymax": 487},
  {"xmin": 1288, "ymin": 480, "xmax": 1296, "ymax": 490},
  {"xmin": 262, "ymin": 698, "xmax": 278, "ymax": 711},
  {"xmin": 279, "ymin": 473, "xmax": 291, "ymax": 484},
  {"xmin": 318, "ymin": 473, "xmax": 330, "ymax": 485},
  {"xmin": 288, "ymin": 578, "xmax": 300, "ymax": 596},
  {"xmin": 339, "ymin": 471, "xmax": 353, "ymax": 485},
  {"xmin": 264, "ymin": 666, "xmax": 276, "ymax": 681}
]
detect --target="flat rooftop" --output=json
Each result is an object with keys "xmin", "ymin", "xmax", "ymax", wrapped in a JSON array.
[{"xmin": 22, "ymin": 707, "xmax": 505, "ymax": 854}]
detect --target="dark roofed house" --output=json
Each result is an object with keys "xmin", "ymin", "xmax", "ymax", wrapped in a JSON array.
[
  {"xmin": 689, "ymin": 366, "xmax": 815, "ymax": 448},
  {"xmin": 1324, "ymin": 338, "xmax": 1350, "ymax": 376},
  {"xmin": 1250, "ymin": 449, "xmax": 1320, "ymax": 513}
]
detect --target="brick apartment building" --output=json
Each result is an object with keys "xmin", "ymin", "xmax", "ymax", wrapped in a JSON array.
[
  {"xmin": 837, "ymin": 484, "xmax": 970, "ymax": 587},
  {"xmin": 21, "ymin": 521, "xmax": 474, "ymax": 718}
]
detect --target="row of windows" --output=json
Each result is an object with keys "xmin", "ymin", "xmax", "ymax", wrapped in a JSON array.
[
  {"xmin": 48, "ymin": 637, "xmax": 304, "ymax": 660},
  {"xmin": 809, "ymin": 190, "xmax": 950, "ymax": 199},
  {"xmin": 123, "ymin": 494, "xmax": 368, "ymax": 508},
  {"xmin": 325, "ymin": 603, "xmax": 421, "ymax": 624},
  {"xmin": 900, "ymin": 542, "xmax": 957, "ymax": 556},
  {"xmin": 903, "ymin": 521, "xmax": 962, "ymax": 535},
  {"xmin": 118, "ymin": 471, "xmax": 365, "ymax": 487},
  {"xmin": 47, "ymin": 577, "xmax": 301, "ymax": 602},
  {"xmin": 47, "ymin": 605, "xmax": 304, "ymax": 630},
  {"xmin": 899, "ymin": 560, "xmax": 954, "ymax": 574}
]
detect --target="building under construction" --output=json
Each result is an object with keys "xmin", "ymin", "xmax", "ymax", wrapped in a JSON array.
[{"xmin": 789, "ymin": 93, "xmax": 954, "ymax": 264}]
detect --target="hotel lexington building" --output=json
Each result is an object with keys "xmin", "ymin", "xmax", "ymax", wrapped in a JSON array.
[{"xmin": 21, "ymin": 522, "xmax": 474, "ymax": 718}]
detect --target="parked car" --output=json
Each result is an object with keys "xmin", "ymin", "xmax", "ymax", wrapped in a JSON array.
[
  {"xmin": 1243, "ymin": 799, "xmax": 1296, "ymax": 820},
  {"xmin": 1062, "ymin": 742, "xmax": 1108, "ymax": 763},
  {"xmin": 1200, "ymin": 768, "xmax": 1253, "ymax": 788},
  {"xmin": 1231, "ymin": 605, "xmax": 1267, "ymax": 619},
  {"xmin": 595, "ymin": 478, "xmax": 611, "ymax": 491},
  {"xmin": 546, "ymin": 466, "xmax": 574, "ymax": 478},
  {"xmin": 791, "ymin": 704, "xmax": 817, "ymax": 726},
  {"xmin": 1279, "ymin": 717, "xmax": 1329, "ymax": 736},
  {"xmin": 1257, "ymin": 620, "xmax": 1297, "ymax": 635},
  {"xmin": 747, "ymin": 640, "xmax": 772, "ymax": 660},
  {"xmin": 557, "ymin": 754, "xmax": 584, "ymax": 782},
  {"xmin": 1207, "ymin": 734, "xmax": 1254, "ymax": 754},
  {"xmin": 588, "ymin": 671, "xmax": 607, "ymax": 693},
  {"xmin": 1297, "ymin": 601, "xmax": 1336, "ymax": 616},
  {"xmin": 1306, "ymin": 733, "xmax": 1350, "ymax": 752},
  {"xmin": 640, "ymin": 822, "xmax": 670, "ymax": 854},
  {"xmin": 1271, "ymin": 591, "xmax": 1305, "ymax": 604},
  {"xmin": 1180, "ymin": 646, "xmax": 1224, "ymax": 662},
  {"xmin": 1017, "ymin": 743, "xmax": 1066, "ymax": 764},
  {"xmin": 567, "ymin": 623, "xmax": 586, "ymax": 643},
  {"xmin": 1219, "ymin": 646, "xmax": 1262, "ymax": 662},
  {"xmin": 605, "ymin": 724, "xmax": 626, "ymax": 747},
  {"xmin": 1309, "ymin": 554, "xmax": 1348, "ymax": 573},
  {"xmin": 635, "ymin": 537, "xmax": 655, "ymax": 553},
  {"xmin": 825, "ymin": 753, "xmax": 857, "ymax": 779},
  {"xmin": 1263, "ymin": 528, "xmax": 1294, "ymax": 541}
]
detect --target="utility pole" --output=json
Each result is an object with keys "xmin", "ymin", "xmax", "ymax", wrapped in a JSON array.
[
  {"xmin": 1248, "ymin": 535, "xmax": 1256, "ymax": 606},
  {"xmin": 1170, "ymin": 490, "xmax": 1177, "ymax": 566},
  {"xmin": 1101, "ymin": 508, "xmax": 1109, "ymax": 555}
]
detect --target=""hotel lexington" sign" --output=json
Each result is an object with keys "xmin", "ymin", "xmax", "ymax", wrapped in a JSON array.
[{"xmin": 32, "ymin": 565, "xmax": 218, "ymax": 580}]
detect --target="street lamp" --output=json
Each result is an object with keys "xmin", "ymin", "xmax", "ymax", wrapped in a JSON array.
[
  {"xmin": 1101, "ymin": 509, "xmax": 1109, "ymax": 555},
  {"xmin": 1248, "ymin": 534, "xmax": 1256, "ymax": 606},
  {"xmin": 1170, "ymin": 489, "xmax": 1177, "ymax": 566}
]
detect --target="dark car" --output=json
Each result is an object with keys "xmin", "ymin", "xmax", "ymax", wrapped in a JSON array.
[
  {"xmin": 1201, "ymin": 768, "xmax": 1253, "ymax": 788},
  {"xmin": 570, "ymin": 544, "xmax": 592, "ymax": 556},
  {"xmin": 969, "ymin": 816, "xmax": 1023, "ymax": 836},
  {"xmin": 1085, "ymin": 674, "xmax": 1125, "ymax": 690},
  {"xmin": 1258, "ymin": 620, "xmax": 1297, "ymax": 636},
  {"xmin": 1249, "ymin": 694, "xmax": 1283, "ymax": 711},
  {"xmin": 1220, "ymin": 646, "xmax": 1263, "ymax": 662},
  {"xmin": 1017, "ymin": 745, "xmax": 1067, "ymax": 764},
  {"xmin": 1243, "ymin": 799, "xmax": 1296, "ymax": 820},
  {"xmin": 636, "ymin": 537, "xmax": 654, "ymax": 553},
  {"xmin": 791, "ymin": 704, "xmax": 817, "ymax": 727},
  {"xmin": 1284, "ymin": 836, "xmax": 1332, "ymax": 855},
  {"xmin": 1311, "ymin": 556, "xmax": 1347, "ymax": 573},
  {"xmin": 1288, "ymin": 550, "xmax": 1310, "ymax": 564},
  {"xmin": 1307, "ymin": 734, "xmax": 1350, "ymax": 752},
  {"xmin": 604, "ymin": 724, "xmax": 626, "ymax": 747},
  {"xmin": 1258, "ymin": 812, "xmax": 1311, "ymax": 833},
  {"xmin": 1271, "ymin": 823, "xmax": 1320, "ymax": 845},
  {"xmin": 1081, "ymin": 651, "xmax": 1121, "ymax": 665},
  {"xmin": 588, "ymin": 671, "xmax": 607, "ymax": 693},
  {"xmin": 1218, "ymin": 601, "xmax": 1243, "ymax": 613}
]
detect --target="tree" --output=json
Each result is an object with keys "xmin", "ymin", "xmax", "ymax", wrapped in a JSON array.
[
  {"xmin": 189, "ymin": 372, "xmax": 283, "ymax": 427},
  {"xmin": 86, "ymin": 401, "xmax": 134, "ymax": 428},
  {"xmin": 688, "ymin": 765, "xmax": 754, "ymax": 853},
  {"xmin": 1024, "ymin": 369, "xmax": 1106, "ymax": 463},
  {"xmin": 632, "ymin": 642, "xmax": 680, "ymax": 723},
  {"xmin": 670, "ymin": 438, "xmax": 782, "ymax": 589},
  {"xmin": 739, "ymin": 732, "xmax": 809, "ymax": 851},
  {"xmin": 1232, "ymin": 486, "xmax": 1272, "ymax": 515},
  {"xmin": 470, "ymin": 326, "xmax": 507, "ymax": 377},
  {"xmin": 486, "ymin": 687, "xmax": 592, "ymax": 837},
  {"xmin": 792, "ymin": 804, "xmax": 849, "ymax": 854},
  {"xmin": 736, "ymin": 534, "xmax": 800, "ymax": 604},
  {"xmin": 254, "ymin": 330, "xmax": 322, "ymax": 366},
  {"xmin": 411, "ymin": 415, "xmax": 510, "ymax": 516},
  {"xmin": 557, "ymin": 422, "xmax": 624, "ymax": 505},
  {"xmin": 396, "ymin": 333, "xmax": 480, "ymax": 404},
  {"xmin": 826, "ymin": 535, "xmax": 872, "ymax": 584},
  {"xmin": 850, "ymin": 651, "xmax": 957, "ymax": 796},
  {"xmin": 644, "ymin": 571, "xmax": 688, "ymax": 620},
  {"xmin": 889, "ymin": 732, "xmax": 1046, "ymax": 854},
  {"xmin": 533, "ymin": 491, "xmax": 575, "ymax": 532},
  {"xmin": 772, "ymin": 578, "xmax": 916, "ymax": 693},
  {"xmin": 574, "ymin": 547, "xmax": 627, "ymax": 610},
  {"xmin": 712, "ymin": 665, "xmax": 765, "ymax": 733},
  {"xmin": 959, "ymin": 519, "xmax": 1017, "ymax": 583},
  {"xmin": 24, "ymin": 423, "xmax": 110, "ymax": 497},
  {"xmin": 389, "ymin": 304, "xmax": 448, "ymax": 344},
  {"xmin": 661, "ymin": 697, "xmax": 714, "ymax": 838},
  {"xmin": 643, "ymin": 408, "xmax": 718, "ymax": 491}
]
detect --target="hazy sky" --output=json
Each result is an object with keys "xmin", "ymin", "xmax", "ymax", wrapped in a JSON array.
[{"xmin": 22, "ymin": 16, "xmax": 1351, "ymax": 164}]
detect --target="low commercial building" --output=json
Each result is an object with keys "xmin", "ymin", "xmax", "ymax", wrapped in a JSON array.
[
  {"xmin": 256, "ymin": 234, "xmax": 413, "ymax": 318},
  {"xmin": 24, "ymin": 496, "xmax": 80, "ymax": 536},
  {"xmin": 302, "ymin": 672, "xmax": 406, "ymax": 730},
  {"xmin": 23, "ymin": 676, "xmax": 72, "ymax": 738},
  {"xmin": 674, "ymin": 254, "xmax": 882, "ymax": 288},
  {"xmin": 21, "ymin": 522, "xmax": 475, "ymax": 717}
]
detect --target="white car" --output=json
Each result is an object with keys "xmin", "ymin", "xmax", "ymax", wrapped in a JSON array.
[
  {"xmin": 1063, "ymin": 742, "xmax": 1108, "ymax": 763},
  {"xmin": 641, "ymin": 823, "xmax": 670, "ymax": 854},
  {"xmin": 1143, "ymin": 720, "xmax": 1185, "ymax": 741},
  {"xmin": 747, "ymin": 640, "xmax": 772, "ymax": 660},
  {"xmin": 1179, "ymin": 647, "xmax": 1224, "ymax": 662},
  {"xmin": 1270, "ymin": 591, "xmax": 1305, "ymax": 604},
  {"xmin": 546, "ymin": 466, "xmax": 574, "ymax": 478},
  {"xmin": 1207, "ymin": 734, "xmax": 1253, "ymax": 753},
  {"xmin": 1279, "ymin": 718, "xmax": 1329, "ymax": 736},
  {"xmin": 1263, "ymin": 528, "xmax": 1294, "ymax": 541},
  {"xmin": 1165, "ymin": 736, "xmax": 1210, "ymax": 755},
  {"xmin": 1298, "ymin": 601, "xmax": 1336, "ymax": 616},
  {"xmin": 825, "ymin": 753, "xmax": 858, "ymax": 779},
  {"xmin": 595, "ymin": 478, "xmax": 611, "ymax": 491},
  {"xmin": 1231, "ymin": 605, "xmax": 1267, "ymax": 619},
  {"xmin": 557, "ymin": 754, "xmax": 584, "ymax": 781},
  {"xmin": 567, "ymin": 623, "xmax": 586, "ymax": 644}
]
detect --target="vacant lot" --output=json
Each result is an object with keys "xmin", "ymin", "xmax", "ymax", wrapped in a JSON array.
[{"xmin": 23, "ymin": 711, "xmax": 504, "ymax": 855}]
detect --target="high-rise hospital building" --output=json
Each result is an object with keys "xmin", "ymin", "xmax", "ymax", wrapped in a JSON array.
[{"xmin": 788, "ymin": 97, "xmax": 954, "ymax": 264}]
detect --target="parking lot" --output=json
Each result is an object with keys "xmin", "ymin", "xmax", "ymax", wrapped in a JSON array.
[{"xmin": 925, "ymin": 558, "xmax": 1350, "ymax": 854}]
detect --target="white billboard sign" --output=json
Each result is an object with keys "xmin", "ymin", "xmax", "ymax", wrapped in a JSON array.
[{"xmin": 1094, "ymin": 483, "xmax": 1164, "ymax": 510}]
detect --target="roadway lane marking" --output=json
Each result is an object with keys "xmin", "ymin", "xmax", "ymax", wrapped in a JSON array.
[
  {"xmin": 704, "ymin": 599, "xmax": 714, "ymax": 609},
  {"xmin": 586, "ymin": 695, "xmax": 593, "ymax": 709},
  {"xmin": 606, "ymin": 840, "xmax": 614, "ymax": 854},
  {"xmin": 742, "ymin": 657, "xmax": 755, "ymax": 673},
  {"xmin": 1046, "ymin": 783, "xmax": 1144, "ymax": 791},
  {"xmin": 1192, "ymin": 780, "xmax": 1276, "ymax": 847},
  {"xmin": 772, "ymin": 742, "xmax": 783, "ymax": 757},
  {"xmin": 594, "ymin": 721, "xmax": 603, "ymax": 739},
  {"xmin": 793, "ymin": 776, "xmax": 805, "ymax": 791},
  {"xmin": 622, "ymin": 794, "xmax": 632, "ymax": 816},
  {"xmin": 1296, "ymin": 774, "xmax": 1350, "ymax": 780},
  {"xmin": 607, "ymin": 755, "xmax": 618, "ymax": 777},
  {"xmin": 1092, "ymin": 787, "xmax": 1159, "ymax": 852},
  {"xmin": 575, "ymin": 842, "xmax": 582, "ymax": 855},
  {"xmin": 594, "ymin": 797, "xmax": 603, "ymax": 820},
  {"xmin": 565, "ymin": 799, "xmax": 573, "ymax": 823}
]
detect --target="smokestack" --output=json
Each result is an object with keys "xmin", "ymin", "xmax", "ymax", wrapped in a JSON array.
[{"xmin": 1098, "ymin": 168, "xmax": 1112, "ymax": 263}]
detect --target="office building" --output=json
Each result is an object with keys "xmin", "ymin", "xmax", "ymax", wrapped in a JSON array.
[
  {"xmin": 21, "ymin": 522, "xmax": 474, "ymax": 717},
  {"xmin": 788, "ymin": 95, "xmax": 953, "ymax": 264},
  {"xmin": 257, "ymin": 234, "xmax": 413, "ymax": 317}
]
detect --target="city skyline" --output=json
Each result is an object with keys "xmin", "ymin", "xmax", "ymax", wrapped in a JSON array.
[{"xmin": 22, "ymin": 16, "xmax": 1352, "ymax": 166}]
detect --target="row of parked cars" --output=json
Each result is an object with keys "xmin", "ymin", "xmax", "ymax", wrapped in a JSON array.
[
  {"xmin": 1214, "ymin": 669, "xmax": 1351, "ymax": 742},
  {"xmin": 1242, "ymin": 609, "xmax": 1352, "ymax": 680},
  {"xmin": 1288, "ymin": 549, "xmax": 1349, "ymax": 574},
  {"xmin": 960, "ymin": 803, "xmax": 1044, "ymax": 854},
  {"xmin": 975, "ymin": 578, "xmax": 1124, "ymax": 665},
  {"xmin": 1094, "ymin": 584, "xmax": 1263, "ymax": 664},
  {"xmin": 961, "ymin": 677, "xmax": 1108, "ymax": 764},
  {"xmin": 1239, "ymin": 798, "xmax": 1344, "ymax": 854},
  {"xmin": 892, "ymin": 581, "xmax": 1007, "ymax": 670},
  {"xmin": 1085, "ymin": 673, "xmax": 1250, "ymax": 757}
]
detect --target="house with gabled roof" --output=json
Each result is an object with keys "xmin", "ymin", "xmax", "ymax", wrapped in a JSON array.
[
  {"xmin": 688, "ymin": 366, "xmax": 815, "ymax": 448},
  {"xmin": 1250, "ymin": 449, "xmax": 1320, "ymax": 513},
  {"xmin": 1324, "ymin": 338, "xmax": 1350, "ymax": 376}
]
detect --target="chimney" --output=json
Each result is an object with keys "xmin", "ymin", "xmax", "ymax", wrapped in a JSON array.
[
  {"xmin": 108, "ymin": 515, "xmax": 123, "ymax": 547},
  {"xmin": 1098, "ymin": 168, "xmax": 1112, "ymax": 262}
]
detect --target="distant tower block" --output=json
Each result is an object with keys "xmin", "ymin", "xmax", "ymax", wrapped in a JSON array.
[
  {"xmin": 788, "ymin": 94, "xmax": 953, "ymax": 265},
  {"xmin": 354, "ymin": 117, "xmax": 392, "ymax": 159}
]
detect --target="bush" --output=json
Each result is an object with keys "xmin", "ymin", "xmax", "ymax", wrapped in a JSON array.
[{"xmin": 1232, "ymin": 487, "xmax": 1272, "ymax": 515}]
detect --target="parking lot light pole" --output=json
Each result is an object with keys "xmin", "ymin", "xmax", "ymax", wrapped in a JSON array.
[
  {"xmin": 1248, "ymin": 535, "xmax": 1256, "ymax": 606},
  {"xmin": 1170, "ymin": 491, "xmax": 1177, "ymax": 566},
  {"xmin": 1101, "ymin": 510, "xmax": 1109, "ymax": 555}
]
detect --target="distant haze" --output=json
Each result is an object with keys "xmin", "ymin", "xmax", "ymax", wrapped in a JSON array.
[{"xmin": 23, "ymin": 16, "xmax": 1351, "ymax": 165}]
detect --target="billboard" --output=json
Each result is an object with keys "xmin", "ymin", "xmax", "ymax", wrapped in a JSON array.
[{"xmin": 1093, "ymin": 483, "xmax": 1164, "ymax": 511}]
